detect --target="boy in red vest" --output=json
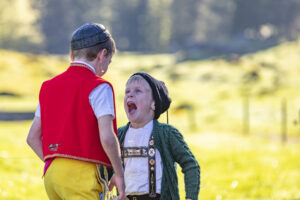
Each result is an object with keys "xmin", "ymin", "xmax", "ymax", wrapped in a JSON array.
[
  {"xmin": 27, "ymin": 23, "xmax": 125, "ymax": 200},
  {"xmin": 109, "ymin": 73, "xmax": 200, "ymax": 200}
]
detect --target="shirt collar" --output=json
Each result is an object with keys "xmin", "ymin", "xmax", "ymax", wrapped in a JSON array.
[
  {"xmin": 129, "ymin": 120, "xmax": 153, "ymax": 132},
  {"xmin": 72, "ymin": 60, "xmax": 96, "ymax": 74}
]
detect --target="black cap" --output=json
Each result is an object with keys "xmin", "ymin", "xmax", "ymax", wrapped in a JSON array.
[
  {"xmin": 71, "ymin": 23, "xmax": 110, "ymax": 50},
  {"xmin": 132, "ymin": 72, "xmax": 172, "ymax": 119}
]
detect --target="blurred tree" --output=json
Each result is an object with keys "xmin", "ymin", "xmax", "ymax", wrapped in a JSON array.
[
  {"xmin": 40, "ymin": 0, "xmax": 111, "ymax": 54},
  {"xmin": 232, "ymin": 0, "xmax": 300, "ymax": 40},
  {"xmin": 110, "ymin": 0, "xmax": 147, "ymax": 51},
  {"xmin": 194, "ymin": 0, "xmax": 236, "ymax": 43},
  {"xmin": 2, "ymin": 0, "xmax": 300, "ymax": 54},
  {"xmin": 145, "ymin": 0, "xmax": 172, "ymax": 52},
  {"xmin": 170, "ymin": 0, "xmax": 200, "ymax": 50},
  {"xmin": 110, "ymin": 0, "xmax": 172, "ymax": 52},
  {"xmin": 0, "ymin": 0, "xmax": 43, "ymax": 52}
]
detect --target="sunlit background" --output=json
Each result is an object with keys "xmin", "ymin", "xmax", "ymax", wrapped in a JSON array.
[{"xmin": 0, "ymin": 0, "xmax": 300, "ymax": 199}]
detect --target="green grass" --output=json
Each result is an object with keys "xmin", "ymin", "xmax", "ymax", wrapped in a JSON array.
[
  {"xmin": 0, "ymin": 121, "xmax": 47, "ymax": 200},
  {"xmin": 178, "ymin": 133, "xmax": 300, "ymax": 199},
  {"xmin": 1, "ymin": 121, "xmax": 300, "ymax": 199}
]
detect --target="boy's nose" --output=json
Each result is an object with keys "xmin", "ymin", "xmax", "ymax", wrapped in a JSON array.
[{"xmin": 127, "ymin": 92, "xmax": 133, "ymax": 98}]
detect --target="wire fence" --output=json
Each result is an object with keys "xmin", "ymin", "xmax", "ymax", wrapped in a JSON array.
[
  {"xmin": 241, "ymin": 96, "xmax": 300, "ymax": 143},
  {"xmin": 172, "ymin": 95, "xmax": 300, "ymax": 143}
]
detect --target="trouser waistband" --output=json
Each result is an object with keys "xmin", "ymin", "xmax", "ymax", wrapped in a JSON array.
[{"xmin": 127, "ymin": 194, "xmax": 160, "ymax": 200}]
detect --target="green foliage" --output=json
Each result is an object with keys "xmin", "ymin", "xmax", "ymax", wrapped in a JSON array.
[
  {"xmin": 0, "ymin": 0, "xmax": 43, "ymax": 51},
  {"xmin": 233, "ymin": 0, "xmax": 300, "ymax": 40},
  {"xmin": 2, "ymin": 0, "xmax": 300, "ymax": 53},
  {"xmin": 195, "ymin": 0, "xmax": 235, "ymax": 42},
  {"xmin": 40, "ymin": 0, "xmax": 109, "ymax": 53},
  {"xmin": 110, "ymin": 0, "xmax": 172, "ymax": 52}
]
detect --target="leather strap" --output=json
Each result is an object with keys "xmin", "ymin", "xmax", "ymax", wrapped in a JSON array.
[
  {"xmin": 127, "ymin": 193, "xmax": 160, "ymax": 200},
  {"xmin": 123, "ymin": 146, "xmax": 148, "ymax": 158},
  {"xmin": 148, "ymin": 134, "xmax": 156, "ymax": 197}
]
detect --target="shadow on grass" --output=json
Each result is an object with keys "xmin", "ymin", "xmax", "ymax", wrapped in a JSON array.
[{"xmin": 0, "ymin": 111, "xmax": 34, "ymax": 121}]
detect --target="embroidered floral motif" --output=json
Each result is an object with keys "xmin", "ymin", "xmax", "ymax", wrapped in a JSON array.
[
  {"xmin": 148, "ymin": 148, "xmax": 155, "ymax": 157},
  {"xmin": 49, "ymin": 143, "xmax": 60, "ymax": 151},
  {"xmin": 149, "ymin": 158, "xmax": 155, "ymax": 165},
  {"xmin": 149, "ymin": 140, "xmax": 154, "ymax": 146}
]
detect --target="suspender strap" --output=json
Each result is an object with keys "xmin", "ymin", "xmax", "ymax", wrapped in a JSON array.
[
  {"xmin": 148, "ymin": 134, "xmax": 156, "ymax": 197},
  {"xmin": 122, "ymin": 146, "xmax": 148, "ymax": 158}
]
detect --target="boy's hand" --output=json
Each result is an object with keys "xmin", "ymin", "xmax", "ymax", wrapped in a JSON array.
[
  {"xmin": 108, "ymin": 175, "xmax": 116, "ymax": 191},
  {"xmin": 108, "ymin": 174, "xmax": 126, "ymax": 200}
]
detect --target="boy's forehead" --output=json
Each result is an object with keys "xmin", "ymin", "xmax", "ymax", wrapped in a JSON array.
[{"xmin": 126, "ymin": 76, "xmax": 151, "ymax": 89}]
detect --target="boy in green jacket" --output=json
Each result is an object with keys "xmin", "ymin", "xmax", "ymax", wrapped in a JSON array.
[{"xmin": 109, "ymin": 72, "xmax": 200, "ymax": 200}]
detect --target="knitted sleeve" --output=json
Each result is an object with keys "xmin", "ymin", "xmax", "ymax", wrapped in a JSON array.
[
  {"xmin": 168, "ymin": 127, "xmax": 200, "ymax": 200},
  {"xmin": 117, "ymin": 123, "xmax": 130, "ymax": 142}
]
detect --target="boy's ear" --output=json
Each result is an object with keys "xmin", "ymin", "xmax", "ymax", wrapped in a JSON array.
[
  {"xmin": 70, "ymin": 52, "xmax": 74, "ymax": 61},
  {"xmin": 151, "ymin": 101, "xmax": 155, "ymax": 111},
  {"xmin": 97, "ymin": 49, "xmax": 108, "ymax": 63}
]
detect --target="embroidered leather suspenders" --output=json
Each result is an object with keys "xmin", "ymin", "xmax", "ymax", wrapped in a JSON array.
[
  {"xmin": 148, "ymin": 134, "xmax": 156, "ymax": 198},
  {"xmin": 122, "ymin": 134, "xmax": 157, "ymax": 198}
]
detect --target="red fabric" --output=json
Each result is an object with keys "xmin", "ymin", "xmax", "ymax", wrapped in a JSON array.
[{"xmin": 39, "ymin": 64, "xmax": 117, "ymax": 168}]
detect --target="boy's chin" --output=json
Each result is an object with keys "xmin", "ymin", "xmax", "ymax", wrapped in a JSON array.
[
  {"xmin": 126, "ymin": 113, "xmax": 135, "ymax": 121},
  {"xmin": 127, "ymin": 115, "xmax": 143, "ymax": 125},
  {"xmin": 127, "ymin": 116, "xmax": 137, "ymax": 123}
]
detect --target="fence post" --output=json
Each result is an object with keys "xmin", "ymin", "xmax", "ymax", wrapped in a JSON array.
[
  {"xmin": 243, "ymin": 95, "xmax": 250, "ymax": 135},
  {"xmin": 299, "ymin": 109, "xmax": 300, "ymax": 125},
  {"xmin": 188, "ymin": 109, "xmax": 197, "ymax": 131},
  {"xmin": 281, "ymin": 98, "xmax": 287, "ymax": 143}
]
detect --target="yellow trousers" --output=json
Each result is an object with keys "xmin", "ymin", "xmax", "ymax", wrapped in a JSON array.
[{"xmin": 44, "ymin": 157, "xmax": 109, "ymax": 200}]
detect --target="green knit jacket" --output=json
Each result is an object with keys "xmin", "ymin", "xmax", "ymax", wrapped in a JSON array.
[{"xmin": 118, "ymin": 120, "xmax": 200, "ymax": 200}]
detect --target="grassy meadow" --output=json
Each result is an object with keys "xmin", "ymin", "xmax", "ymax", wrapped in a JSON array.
[
  {"xmin": 1, "ymin": 122, "xmax": 300, "ymax": 199},
  {"xmin": 1, "ymin": 39, "xmax": 300, "ymax": 199}
]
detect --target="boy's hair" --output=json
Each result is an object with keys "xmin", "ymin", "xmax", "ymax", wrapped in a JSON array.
[
  {"xmin": 127, "ymin": 75, "xmax": 149, "ymax": 86},
  {"xmin": 70, "ymin": 23, "xmax": 116, "ymax": 61},
  {"xmin": 126, "ymin": 74, "xmax": 154, "ymax": 97},
  {"xmin": 71, "ymin": 38, "xmax": 116, "ymax": 61}
]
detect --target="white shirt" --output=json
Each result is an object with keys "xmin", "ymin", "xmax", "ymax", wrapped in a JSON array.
[
  {"xmin": 124, "ymin": 120, "xmax": 163, "ymax": 195},
  {"xmin": 35, "ymin": 61, "xmax": 115, "ymax": 119}
]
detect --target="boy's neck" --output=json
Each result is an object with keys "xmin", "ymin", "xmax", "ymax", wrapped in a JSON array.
[
  {"xmin": 130, "ymin": 119, "xmax": 153, "ymax": 129},
  {"xmin": 73, "ymin": 57, "xmax": 96, "ymax": 68},
  {"xmin": 71, "ymin": 60, "xmax": 96, "ymax": 74}
]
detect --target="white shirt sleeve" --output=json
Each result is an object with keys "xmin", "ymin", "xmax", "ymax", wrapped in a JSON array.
[
  {"xmin": 89, "ymin": 83, "xmax": 115, "ymax": 119},
  {"xmin": 34, "ymin": 83, "xmax": 115, "ymax": 119},
  {"xmin": 35, "ymin": 103, "xmax": 41, "ymax": 117}
]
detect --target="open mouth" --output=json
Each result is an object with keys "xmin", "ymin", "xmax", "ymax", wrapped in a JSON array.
[{"xmin": 127, "ymin": 101, "xmax": 137, "ymax": 114}]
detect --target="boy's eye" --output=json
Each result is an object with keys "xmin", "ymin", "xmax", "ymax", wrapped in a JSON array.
[{"xmin": 135, "ymin": 89, "xmax": 141, "ymax": 93}]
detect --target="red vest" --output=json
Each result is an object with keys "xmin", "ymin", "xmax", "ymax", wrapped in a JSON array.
[{"xmin": 39, "ymin": 64, "xmax": 117, "ymax": 168}]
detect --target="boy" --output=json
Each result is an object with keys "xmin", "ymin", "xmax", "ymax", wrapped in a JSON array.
[
  {"xmin": 110, "ymin": 72, "xmax": 200, "ymax": 200},
  {"xmin": 27, "ymin": 23, "xmax": 125, "ymax": 200}
]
